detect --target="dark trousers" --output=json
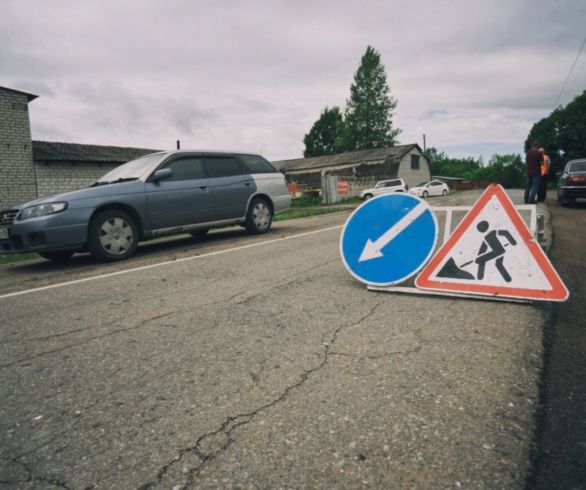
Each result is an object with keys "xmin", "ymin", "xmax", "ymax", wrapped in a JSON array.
[
  {"xmin": 538, "ymin": 174, "xmax": 548, "ymax": 202},
  {"xmin": 525, "ymin": 174, "xmax": 541, "ymax": 204}
]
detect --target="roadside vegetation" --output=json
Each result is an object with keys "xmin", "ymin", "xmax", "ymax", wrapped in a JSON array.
[
  {"xmin": 0, "ymin": 253, "xmax": 38, "ymax": 265},
  {"xmin": 274, "ymin": 206, "xmax": 347, "ymax": 221},
  {"xmin": 291, "ymin": 195, "xmax": 361, "ymax": 207},
  {"xmin": 424, "ymin": 148, "xmax": 526, "ymax": 188}
]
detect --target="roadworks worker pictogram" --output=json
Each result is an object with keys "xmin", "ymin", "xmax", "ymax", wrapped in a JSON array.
[{"xmin": 437, "ymin": 220, "xmax": 517, "ymax": 282}]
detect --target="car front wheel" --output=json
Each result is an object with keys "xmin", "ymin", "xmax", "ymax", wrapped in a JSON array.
[
  {"xmin": 88, "ymin": 209, "xmax": 139, "ymax": 261},
  {"xmin": 363, "ymin": 193, "xmax": 373, "ymax": 200},
  {"xmin": 422, "ymin": 191, "xmax": 428, "ymax": 198},
  {"xmin": 245, "ymin": 198, "xmax": 272, "ymax": 234}
]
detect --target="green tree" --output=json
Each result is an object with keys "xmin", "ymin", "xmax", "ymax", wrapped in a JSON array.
[
  {"xmin": 476, "ymin": 154, "xmax": 525, "ymax": 188},
  {"xmin": 423, "ymin": 147, "xmax": 448, "ymax": 175},
  {"xmin": 339, "ymin": 46, "xmax": 401, "ymax": 151},
  {"xmin": 303, "ymin": 106, "xmax": 345, "ymax": 157},
  {"xmin": 525, "ymin": 89, "xmax": 586, "ymax": 175},
  {"xmin": 423, "ymin": 147, "xmax": 482, "ymax": 180}
]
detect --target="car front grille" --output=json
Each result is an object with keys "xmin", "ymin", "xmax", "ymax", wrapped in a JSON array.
[{"xmin": 0, "ymin": 210, "xmax": 19, "ymax": 226}]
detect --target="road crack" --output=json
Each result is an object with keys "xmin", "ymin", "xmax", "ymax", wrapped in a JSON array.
[
  {"xmin": 0, "ymin": 457, "xmax": 71, "ymax": 489},
  {"xmin": 0, "ymin": 310, "xmax": 178, "ymax": 370},
  {"xmin": 137, "ymin": 300, "xmax": 385, "ymax": 489}
]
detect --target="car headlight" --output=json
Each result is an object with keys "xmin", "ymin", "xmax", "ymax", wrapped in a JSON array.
[{"xmin": 19, "ymin": 202, "xmax": 68, "ymax": 221}]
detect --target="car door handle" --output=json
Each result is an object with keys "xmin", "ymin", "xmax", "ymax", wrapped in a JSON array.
[
  {"xmin": 199, "ymin": 186, "xmax": 207, "ymax": 190},
  {"xmin": 244, "ymin": 182, "xmax": 251, "ymax": 186}
]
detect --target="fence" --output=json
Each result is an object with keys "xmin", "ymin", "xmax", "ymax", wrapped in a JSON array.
[{"xmin": 322, "ymin": 175, "xmax": 378, "ymax": 203}]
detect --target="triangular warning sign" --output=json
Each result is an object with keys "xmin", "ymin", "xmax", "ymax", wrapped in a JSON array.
[{"xmin": 416, "ymin": 184, "xmax": 569, "ymax": 301}]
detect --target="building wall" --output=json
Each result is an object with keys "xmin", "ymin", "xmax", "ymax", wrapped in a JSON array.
[
  {"xmin": 0, "ymin": 90, "xmax": 37, "ymax": 208},
  {"xmin": 397, "ymin": 147, "xmax": 431, "ymax": 187},
  {"xmin": 34, "ymin": 161, "xmax": 119, "ymax": 198}
]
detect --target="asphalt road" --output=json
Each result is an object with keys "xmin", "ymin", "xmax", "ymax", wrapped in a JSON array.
[
  {"xmin": 530, "ymin": 197, "xmax": 586, "ymax": 490},
  {"xmin": 0, "ymin": 190, "xmax": 553, "ymax": 489}
]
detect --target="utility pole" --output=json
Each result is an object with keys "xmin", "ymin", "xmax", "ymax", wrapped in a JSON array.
[
  {"xmin": 423, "ymin": 134, "xmax": 427, "ymax": 152},
  {"xmin": 176, "ymin": 140, "xmax": 181, "ymax": 150}
]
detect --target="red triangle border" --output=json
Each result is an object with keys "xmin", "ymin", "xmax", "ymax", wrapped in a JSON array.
[{"xmin": 415, "ymin": 184, "xmax": 569, "ymax": 301}]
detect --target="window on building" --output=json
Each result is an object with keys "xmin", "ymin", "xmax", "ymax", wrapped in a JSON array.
[
  {"xmin": 205, "ymin": 157, "xmax": 243, "ymax": 178},
  {"xmin": 411, "ymin": 155, "xmax": 420, "ymax": 170},
  {"xmin": 165, "ymin": 157, "xmax": 205, "ymax": 181}
]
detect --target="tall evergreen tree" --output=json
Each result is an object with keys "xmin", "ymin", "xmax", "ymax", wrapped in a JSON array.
[
  {"xmin": 525, "ymin": 89, "xmax": 586, "ymax": 174},
  {"xmin": 303, "ymin": 106, "xmax": 345, "ymax": 157},
  {"xmin": 339, "ymin": 46, "xmax": 401, "ymax": 151}
]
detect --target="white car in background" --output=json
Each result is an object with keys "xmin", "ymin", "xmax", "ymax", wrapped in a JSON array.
[
  {"xmin": 409, "ymin": 180, "xmax": 450, "ymax": 198},
  {"xmin": 359, "ymin": 178, "xmax": 407, "ymax": 200}
]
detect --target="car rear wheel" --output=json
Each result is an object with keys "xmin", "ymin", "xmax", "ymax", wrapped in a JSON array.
[
  {"xmin": 422, "ymin": 191, "xmax": 429, "ymax": 198},
  {"xmin": 442, "ymin": 190, "xmax": 448, "ymax": 196},
  {"xmin": 363, "ymin": 193, "xmax": 373, "ymax": 200},
  {"xmin": 245, "ymin": 197, "xmax": 272, "ymax": 234},
  {"xmin": 38, "ymin": 250, "xmax": 75, "ymax": 261},
  {"xmin": 88, "ymin": 209, "xmax": 138, "ymax": 261}
]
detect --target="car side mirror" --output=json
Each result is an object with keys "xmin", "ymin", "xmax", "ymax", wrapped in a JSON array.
[{"xmin": 152, "ymin": 168, "xmax": 173, "ymax": 182}]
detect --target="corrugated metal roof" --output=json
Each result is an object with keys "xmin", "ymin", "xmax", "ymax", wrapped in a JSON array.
[
  {"xmin": 32, "ymin": 141, "xmax": 161, "ymax": 163},
  {"xmin": 272, "ymin": 144, "xmax": 419, "ymax": 173}
]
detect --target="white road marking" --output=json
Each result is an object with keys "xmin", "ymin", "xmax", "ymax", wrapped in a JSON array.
[{"xmin": 0, "ymin": 225, "xmax": 343, "ymax": 301}]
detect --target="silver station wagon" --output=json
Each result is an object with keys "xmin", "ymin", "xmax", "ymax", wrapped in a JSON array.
[{"xmin": 0, "ymin": 150, "xmax": 291, "ymax": 261}]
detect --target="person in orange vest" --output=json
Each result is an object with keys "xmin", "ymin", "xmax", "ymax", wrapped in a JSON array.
[{"xmin": 537, "ymin": 148, "xmax": 550, "ymax": 202}]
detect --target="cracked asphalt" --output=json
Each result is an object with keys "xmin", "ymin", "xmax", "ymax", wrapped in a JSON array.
[{"xmin": 0, "ymin": 191, "xmax": 550, "ymax": 489}]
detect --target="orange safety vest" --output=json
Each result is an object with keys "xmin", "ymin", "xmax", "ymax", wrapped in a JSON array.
[{"xmin": 541, "ymin": 154, "xmax": 550, "ymax": 176}]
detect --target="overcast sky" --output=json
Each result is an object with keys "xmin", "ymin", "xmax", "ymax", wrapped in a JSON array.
[{"xmin": 2, "ymin": 0, "xmax": 585, "ymax": 162}]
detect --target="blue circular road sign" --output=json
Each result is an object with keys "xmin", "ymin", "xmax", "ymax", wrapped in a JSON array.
[{"xmin": 340, "ymin": 193, "xmax": 438, "ymax": 286}]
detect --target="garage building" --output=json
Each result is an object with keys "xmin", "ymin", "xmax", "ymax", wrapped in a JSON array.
[{"xmin": 272, "ymin": 145, "xmax": 431, "ymax": 189}]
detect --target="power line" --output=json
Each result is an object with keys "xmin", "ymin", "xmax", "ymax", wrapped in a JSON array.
[{"xmin": 553, "ymin": 36, "xmax": 586, "ymax": 108}]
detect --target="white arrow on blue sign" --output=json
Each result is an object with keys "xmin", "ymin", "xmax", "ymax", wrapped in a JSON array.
[{"xmin": 340, "ymin": 193, "xmax": 438, "ymax": 286}]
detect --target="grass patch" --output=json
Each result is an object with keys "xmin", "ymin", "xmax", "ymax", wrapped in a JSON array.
[
  {"xmin": 291, "ymin": 195, "xmax": 322, "ymax": 207},
  {"xmin": 337, "ymin": 196, "xmax": 362, "ymax": 205},
  {"xmin": 275, "ymin": 207, "xmax": 347, "ymax": 221},
  {"xmin": 0, "ymin": 253, "xmax": 38, "ymax": 265},
  {"xmin": 291, "ymin": 195, "xmax": 362, "ymax": 207}
]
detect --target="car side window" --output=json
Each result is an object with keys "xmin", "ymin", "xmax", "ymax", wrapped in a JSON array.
[
  {"xmin": 205, "ymin": 157, "xmax": 243, "ymax": 178},
  {"xmin": 164, "ymin": 157, "xmax": 205, "ymax": 181},
  {"xmin": 238, "ymin": 154, "xmax": 276, "ymax": 174}
]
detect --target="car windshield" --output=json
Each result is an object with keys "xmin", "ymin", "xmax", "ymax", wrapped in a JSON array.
[
  {"xmin": 97, "ymin": 153, "xmax": 166, "ymax": 183},
  {"xmin": 569, "ymin": 161, "xmax": 586, "ymax": 172}
]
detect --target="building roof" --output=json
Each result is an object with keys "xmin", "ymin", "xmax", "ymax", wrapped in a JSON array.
[
  {"xmin": 273, "ymin": 144, "xmax": 422, "ymax": 174},
  {"xmin": 32, "ymin": 141, "xmax": 161, "ymax": 163},
  {"xmin": 0, "ymin": 86, "xmax": 38, "ymax": 102}
]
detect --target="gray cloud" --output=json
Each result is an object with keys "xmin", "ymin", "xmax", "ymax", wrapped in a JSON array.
[{"xmin": 1, "ymin": 0, "xmax": 585, "ymax": 161}]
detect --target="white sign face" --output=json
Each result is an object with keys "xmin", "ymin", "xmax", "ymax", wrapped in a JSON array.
[{"xmin": 416, "ymin": 184, "xmax": 569, "ymax": 301}]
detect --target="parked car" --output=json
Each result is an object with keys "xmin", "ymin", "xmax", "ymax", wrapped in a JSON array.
[
  {"xmin": 359, "ymin": 178, "xmax": 407, "ymax": 200},
  {"xmin": 557, "ymin": 158, "xmax": 586, "ymax": 206},
  {"xmin": 0, "ymin": 150, "xmax": 291, "ymax": 261},
  {"xmin": 409, "ymin": 180, "xmax": 450, "ymax": 198}
]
